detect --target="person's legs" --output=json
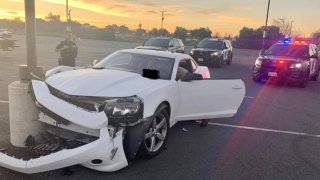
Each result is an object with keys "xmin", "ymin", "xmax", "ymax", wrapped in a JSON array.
[{"xmin": 200, "ymin": 119, "xmax": 209, "ymax": 127}]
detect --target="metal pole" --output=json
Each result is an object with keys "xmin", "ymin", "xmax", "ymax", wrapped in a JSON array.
[
  {"xmin": 160, "ymin": 11, "xmax": 166, "ymax": 37},
  {"xmin": 24, "ymin": 0, "xmax": 37, "ymax": 69},
  {"xmin": 262, "ymin": 0, "xmax": 271, "ymax": 50},
  {"xmin": 66, "ymin": 0, "xmax": 69, "ymax": 22}
]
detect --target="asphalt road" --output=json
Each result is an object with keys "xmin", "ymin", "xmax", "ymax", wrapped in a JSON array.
[{"xmin": 0, "ymin": 35, "xmax": 320, "ymax": 180}]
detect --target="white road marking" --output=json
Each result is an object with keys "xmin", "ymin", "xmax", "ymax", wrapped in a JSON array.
[
  {"xmin": 245, "ymin": 96, "xmax": 255, "ymax": 99},
  {"xmin": 207, "ymin": 122, "xmax": 320, "ymax": 138},
  {"xmin": 0, "ymin": 101, "xmax": 9, "ymax": 104}
]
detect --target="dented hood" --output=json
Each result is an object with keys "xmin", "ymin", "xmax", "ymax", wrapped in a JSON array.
[{"xmin": 45, "ymin": 68, "xmax": 167, "ymax": 97}]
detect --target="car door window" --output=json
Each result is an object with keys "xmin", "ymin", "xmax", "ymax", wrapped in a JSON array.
[
  {"xmin": 309, "ymin": 45, "xmax": 315, "ymax": 57},
  {"xmin": 169, "ymin": 40, "xmax": 174, "ymax": 48},
  {"xmin": 176, "ymin": 59, "xmax": 193, "ymax": 80},
  {"xmin": 191, "ymin": 59, "xmax": 198, "ymax": 72},
  {"xmin": 174, "ymin": 39, "xmax": 180, "ymax": 48}
]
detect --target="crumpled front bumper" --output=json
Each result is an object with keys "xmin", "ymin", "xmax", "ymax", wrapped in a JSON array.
[
  {"xmin": 0, "ymin": 128, "xmax": 128, "ymax": 174},
  {"xmin": 0, "ymin": 80, "xmax": 128, "ymax": 174}
]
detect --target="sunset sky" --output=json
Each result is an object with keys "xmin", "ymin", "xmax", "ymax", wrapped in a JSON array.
[{"xmin": 0, "ymin": 0, "xmax": 319, "ymax": 36}]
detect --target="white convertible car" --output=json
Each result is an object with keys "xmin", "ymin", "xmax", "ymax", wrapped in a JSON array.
[{"xmin": 0, "ymin": 49, "xmax": 245, "ymax": 174}]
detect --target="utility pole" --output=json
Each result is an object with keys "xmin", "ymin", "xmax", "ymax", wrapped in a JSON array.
[
  {"xmin": 262, "ymin": 0, "xmax": 271, "ymax": 50},
  {"xmin": 66, "ymin": 0, "xmax": 71, "ymax": 31},
  {"xmin": 160, "ymin": 11, "xmax": 166, "ymax": 37}
]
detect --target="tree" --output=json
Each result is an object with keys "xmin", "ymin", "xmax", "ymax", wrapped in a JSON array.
[
  {"xmin": 159, "ymin": 29, "xmax": 169, "ymax": 37},
  {"xmin": 234, "ymin": 26, "xmax": 284, "ymax": 49},
  {"xmin": 191, "ymin": 27, "xmax": 212, "ymax": 40},
  {"xmin": 173, "ymin": 26, "xmax": 188, "ymax": 41},
  {"xmin": 149, "ymin": 28, "xmax": 159, "ymax": 37},
  {"xmin": 45, "ymin": 13, "xmax": 60, "ymax": 22},
  {"xmin": 273, "ymin": 17, "xmax": 292, "ymax": 37},
  {"xmin": 136, "ymin": 24, "xmax": 146, "ymax": 39},
  {"xmin": 311, "ymin": 30, "xmax": 320, "ymax": 39}
]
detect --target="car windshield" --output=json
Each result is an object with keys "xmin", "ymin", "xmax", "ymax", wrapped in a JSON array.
[
  {"xmin": 144, "ymin": 38, "xmax": 169, "ymax": 47},
  {"xmin": 264, "ymin": 44, "xmax": 308, "ymax": 58},
  {"xmin": 94, "ymin": 52, "xmax": 174, "ymax": 80},
  {"xmin": 197, "ymin": 40, "xmax": 223, "ymax": 49}
]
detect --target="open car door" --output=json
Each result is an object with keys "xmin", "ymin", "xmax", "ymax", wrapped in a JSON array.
[{"xmin": 175, "ymin": 79, "xmax": 245, "ymax": 121}]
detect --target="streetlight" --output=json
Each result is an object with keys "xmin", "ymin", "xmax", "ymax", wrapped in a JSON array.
[
  {"xmin": 160, "ymin": 11, "xmax": 166, "ymax": 37},
  {"xmin": 262, "ymin": 0, "xmax": 271, "ymax": 50}
]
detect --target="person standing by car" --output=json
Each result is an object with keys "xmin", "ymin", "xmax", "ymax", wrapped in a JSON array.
[{"xmin": 55, "ymin": 31, "xmax": 78, "ymax": 67}]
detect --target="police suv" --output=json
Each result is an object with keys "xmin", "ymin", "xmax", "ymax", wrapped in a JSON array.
[{"xmin": 253, "ymin": 39, "xmax": 320, "ymax": 88}]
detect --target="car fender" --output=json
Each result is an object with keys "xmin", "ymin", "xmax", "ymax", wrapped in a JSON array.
[{"xmin": 137, "ymin": 81, "xmax": 178, "ymax": 127}]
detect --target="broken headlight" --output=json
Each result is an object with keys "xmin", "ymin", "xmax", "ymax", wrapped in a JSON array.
[{"xmin": 104, "ymin": 97, "xmax": 143, "ymax": 126}]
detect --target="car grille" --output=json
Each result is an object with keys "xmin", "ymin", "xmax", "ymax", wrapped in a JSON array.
[
  {"xmin": 47, "ymin": 85, "xmax": 97, "ymax": 112},
  {"xmin": 193, "ymin": 50, "xmax": 212, "ymax": 59}
]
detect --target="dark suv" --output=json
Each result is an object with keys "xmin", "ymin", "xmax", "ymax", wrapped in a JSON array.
[
  {"xmin": 252, "ymin": 40, "xmax": 320, "ymax": 88},
  {"xmin": 136, "ymin": 37, "xmax": 185, "ymax": 53},
  {"xmin": 190, "ymin": 38, "xmax": 233, "ymax": 68}
]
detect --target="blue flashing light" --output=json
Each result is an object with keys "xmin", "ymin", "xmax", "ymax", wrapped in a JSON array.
[{"xmin": 283, "ymin": 38, "xmax": 291, "ymax": 44}]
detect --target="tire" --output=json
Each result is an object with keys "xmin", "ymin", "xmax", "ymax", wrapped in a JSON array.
[
  {"xmin": 252, "ymin": 75, "xmax": 260, "ymax": 82},
  {"xmin": 310, "ymin": 69, "xmax": 319, "ymax": 81},
  {"xmin": 215, "ymin": 58, "xmax": 223, "ymax": 68},
  {"xmin": 299, "ymin": 71, "xmax": 309, "ymax": 88},
  {"xmin": 138, "ymin": 104, "xmax": 170, "ymax": 158},
  {"xmin": 226, "ymin": 54, "xmax": 233, "ymax": 65}
]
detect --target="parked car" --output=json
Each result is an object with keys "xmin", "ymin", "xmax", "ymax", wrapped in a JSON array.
[
  {"xmin": 0, "ymin": 49, "xmax": 245, "ymax": 174},
  {"xmin": 136, "ymin": 37, "xmax": 185, "ymax": 53},
  {"xmin": 190, "ymin": 38, "xmax": 233, "ymax": 68},
  {"xmin": 252, "ymin": 39, "xmax": 320, "ymax": 88},
  {"xmin": 0, "ymin": 29, "xmax": 12, "ymax": 38}
]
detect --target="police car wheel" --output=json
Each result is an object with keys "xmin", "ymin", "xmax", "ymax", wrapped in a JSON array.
[
  {"xmin": 299, "ymin": 71, "xmax": 309, "ymax": 88},
  {"xmin": 215, "ymin": 58, "xmax": 222, "ymax": 68},
  {"xmin": 310, "ymin": 69, "xmax": 319, "ymax": 81}
]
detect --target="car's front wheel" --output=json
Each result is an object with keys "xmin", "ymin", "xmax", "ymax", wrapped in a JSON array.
[
  {"xmin": 138, "ymin": 104, "xmax": 169, "ymax": 158},
  {"xmin": 299, "ymin": 70, "xmax": 310, "ymax": 88}
]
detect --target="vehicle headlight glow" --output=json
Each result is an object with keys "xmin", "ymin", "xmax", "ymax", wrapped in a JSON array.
[
  {"xmin": 255, "ymin": 58, "xmax": 262, "ymax": 67},
  {"xmin": 190, "ymin": 49, "xmax": 194, "ymax": 55},
  {"xmin": 211, "ymin": 52, "xmax": 219, "ymax": 56},
  {"xmin": 289, "ymin": 63, "xmax": 302, "ymax": 69}
]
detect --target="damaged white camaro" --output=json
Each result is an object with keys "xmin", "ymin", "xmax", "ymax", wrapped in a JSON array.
[{"xmin": 0, "ymin": 49, "xmax": 245, "ymax": 174}]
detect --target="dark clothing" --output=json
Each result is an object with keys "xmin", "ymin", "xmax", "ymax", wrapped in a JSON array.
[{"xmin": 56, "ymin": 40, "xmax": 78, "ymax": 66}]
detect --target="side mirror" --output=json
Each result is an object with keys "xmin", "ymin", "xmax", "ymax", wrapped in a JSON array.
[
  {"xmin": 259, "ymin": 49, "xmax": 265, "ymax": 56},
  {"xmin": 93, "ymin": 59, "xmax": 100, "ymax": 66},
  {"xmin": 181, "ymin": 73, "xmax": 203, "ymax": 82},
  {"xmin": 169, "ymin": 44, "xmax": 174, "ymax": 48}
]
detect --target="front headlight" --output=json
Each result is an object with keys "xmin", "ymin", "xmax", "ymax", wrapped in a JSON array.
[
  {"xmin": 104, "ymin": 96, "xmax": 143, "ymax": 125},
  {"xmin": 255, "ymin": 58, "xmax": 262, "ymax": 67},
  {"xmin": 211, "ymin": 52, "xmax": 219, "ymax": 56},
  {"xmin": 289, "ymin": 63, "xmax": 302, "ymax": 69},
  {"xmin": 190, "ymin": 49, "xmax": 194, "ymax": 55}
]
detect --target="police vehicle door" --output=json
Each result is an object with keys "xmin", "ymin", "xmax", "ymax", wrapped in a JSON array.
[
  {"xmin": 223, "ymin": 42, "xmax": 229, "ymax": 61},
  {"xmin": 309, "ymin": 45, "xmax": 318, "ymax": 75}
]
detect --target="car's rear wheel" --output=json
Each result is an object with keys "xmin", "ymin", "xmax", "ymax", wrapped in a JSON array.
[
  {"xmin": 138, "ymin": 104, "xmax": 169, "ymax": 158},
  {"xmin": 310, "ymin": 69, "xmax": 319, "ymax": 81}
]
